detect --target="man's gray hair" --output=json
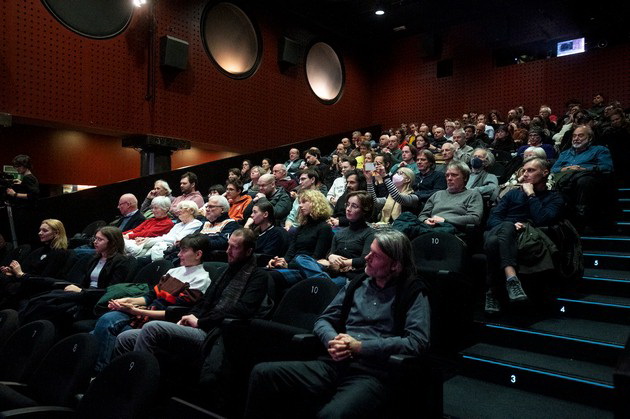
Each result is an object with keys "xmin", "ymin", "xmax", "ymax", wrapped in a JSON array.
[
  {"xmin": 446, "ymin": 160, "xmax": 471, "ymax": 182},
  {"xmin": 209, "ymin": 195, "xmax": 230, "ymax": 212},
  {"xmin": 151, "ymin": 196, "xmax": 171, "ymax": 212},
  {"xmin": 374, "ymin": 229, "xmax": 416, "ymax": 280}
]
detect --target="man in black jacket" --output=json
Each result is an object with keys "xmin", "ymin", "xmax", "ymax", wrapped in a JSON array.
[{"xmin": 113, "ymin": 228, "xmax": 271, "ymax": 369}]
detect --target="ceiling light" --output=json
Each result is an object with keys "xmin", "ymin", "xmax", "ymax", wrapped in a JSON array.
[{"xmin": 375, "ymin": 1, "xmax": 385, "ymax": 15}]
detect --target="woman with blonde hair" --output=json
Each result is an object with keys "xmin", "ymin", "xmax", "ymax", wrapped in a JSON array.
[
  {"xmin": 267, "ymin": 189, "xmax": 333, "ymax": 284},
  {"xmin": 0, "ymin": 219, "xmax": 69, "ymax": 280},
  {"xmin": 366, "ymin": 166, "xmax": 418, "ymax": 224}
]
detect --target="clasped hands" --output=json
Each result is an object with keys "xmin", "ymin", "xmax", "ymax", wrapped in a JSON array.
[{"xmin": 328, "ymin": 333, "xmax": 361, "ymax": 362}]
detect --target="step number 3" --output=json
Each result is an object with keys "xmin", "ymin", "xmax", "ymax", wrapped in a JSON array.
[{"xmin": 510, "ymin": 374, "xmax": 517, "ymax": 384}]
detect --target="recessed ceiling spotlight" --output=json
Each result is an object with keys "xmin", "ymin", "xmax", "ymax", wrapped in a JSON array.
[
  {"xmin": 393, "ymin": 25, "xmax": 407, "ymax": 32},
  {"xmin": 375, "ymin": 1, "xmax": 385, "ymax": 15}
]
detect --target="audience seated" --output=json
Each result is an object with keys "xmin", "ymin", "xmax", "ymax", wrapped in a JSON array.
[
  {"xmin": 414, "ymin": 150, "xmax": 447, "ymax": 209},
  {"xmin": 197, "ymin": 196, "xmax": 240, "ymax": 255},
  {"xmin": 243, "ymin": 165, "xmax": 267, "ymax": 196},
  {"xmin": 272, "ymin": 164, "xmax": 297, "ymax": 194},
  {"xmin": 132, "ymin": 201, "xmax": 202, "ymax": 260},
  {"xmin": 19, "ymin": 226, "xmax": 133, "ymax": 328},
  {"xmin": 241, "ymin": 160, "xmax": 252, "ymax": 184},
  {"xmin": 490, "ymin": 125, "xmax": 516, "ymax": 153},
  {"xmin": 225, "ymin": 180, "xmax": 252, "ymax": 221},
  {"xmin": 114, "ymin": 228, "xmax": 272, "ymax": 409},
  {"xmin": 244, "ymin": 229, "xmax": 429, "ymax": 418},
  {"xmin": 244, "ymin": 200, "xmax": 288, "ymax": 257},
  {"xmin": 267, "ymin": 190, "xmax": 334, "ymax": 285},
  {"xmin": 243, "ymin": 174, "xmax": 292, "ymax": 225},
  {"xmin": 330, "ymin": 170, "xmax": 367, "ymax": 227},
  {"xmin": 284, "ymin": 148, "xmax": 303, "ymax": 179},
  {"xmin": 367, "ymin": 166, "xmax": 418, "ymax": 224},
  {"xmin": 552, "ymin": 125, "xmax": 614, "ymax": 232},
  {"xmin": 516, "ymin": 128, "xmax": 556, "ymax": 159},
  {"xmin": 0, "ymin": 219, "xmax": 69, "ymax": 308},
  {"xmin": 484, "ymin": 158, "xmax": 564, "ymax": 314},
  {"xmin": 467, "ymin": 148, "xmax": 499, "ymax": 203},
  {"xmin": 169, "ymin": 172, "xmax": 205, "ymax": 218},
  {"xmin": 327, "ymin": 157, "xmax": 356, "ymax": 206},
  {"xmin": 139, "ymin": 180, "xmax": 174, "ymax": 219},
  {"xmin": 91, "ymin": 233, "xmax": 211, "ymax": 372},
  {"xmin": 284, "ymin": 169, "xmax": 323, "ymax": 231},
  {"xmin": 395, "ymin": 161, "xmax": 483, "ymax": 240},
  {"xmin": 123, "ymin": 196, "xmax": 174, "ymax": 255},
  {"xmin": 436, "ymin": 142, "xmax": 455, "ymax": 172},
  {"xmin": 390, "ymin": 144, "xmax": 419, "ymax": 175}
]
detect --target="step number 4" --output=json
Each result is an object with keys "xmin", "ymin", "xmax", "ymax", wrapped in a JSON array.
[
  {"xmin": 510, "ymin": 374, "xmax": 517, "ymax": 384},
  {"xmin": 560, "ymin": 306, "xmax": 566, "ymax": 313}
]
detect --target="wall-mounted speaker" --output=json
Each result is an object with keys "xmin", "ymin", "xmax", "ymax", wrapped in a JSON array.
[
  {"xmin": 160, "ymin": 36, "xmax": 189, "ymax": 70},
  {"xmin": 279, "ymin": 36, "xmax": 301, "ymax": 67}
]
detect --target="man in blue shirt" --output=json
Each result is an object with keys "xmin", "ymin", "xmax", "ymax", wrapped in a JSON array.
[
  {"xmin": 244, "ymin": 229, "xmax": 430, "ymax": 419},
  {"xmin": 552, "ymin": 125, "xmax": 614, "ymax": 232}
]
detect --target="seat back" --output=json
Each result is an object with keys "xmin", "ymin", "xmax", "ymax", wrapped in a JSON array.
[
  {"xmin": 0, "ymin": 241, "xmax": 15, "ymax": 266},
  {"xmin": 411, "ymin": 232, "xmax": 468, "ymax": 275},
  {"xmin": 29, "ymin": 333, "xmax": 99, "ymax": 407},
  {"xmin": 0, "ymin": 309, "xmax": 19, "ymax": 349},
  {"xmin": 131, "ymin": 259, "xmax": 174, "ymax": 287},
  {"xmin": 0, "ymin": 320, "xmax": 56, "ymax": 382},
  {"xmin": 202, "ymin": 261, "xmax": 228, "ymax": 280},
  {"xmin": 56, "ymin": 249, "xmax": 79, "ymax": 279},
  {"xmin": 2, "ymin": 244, "xmax": 31, "ymax": 265},
  {"xmin": 77, "ymin": 352, "xmax": 160, "ymax": 419},
  {"xmin": 272, "ymin": 278, "xmax": 341, "ymax": 330}
]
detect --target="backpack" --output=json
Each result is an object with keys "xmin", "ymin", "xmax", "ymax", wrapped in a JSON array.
[{"xmin": 547, "ymin": 219, "xmax": 584, "ymax": 281}]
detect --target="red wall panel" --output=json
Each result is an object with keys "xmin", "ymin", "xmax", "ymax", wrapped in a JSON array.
[
  {"xmin": 371, "ymin": 23, "xmax": 630, "ymax": 129},
  {"xmin": 1, "ymin": 0, "xmax": 371, "ymax": 152}
]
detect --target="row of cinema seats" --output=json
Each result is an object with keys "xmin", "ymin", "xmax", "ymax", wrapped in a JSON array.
[{"xmin": 0, "ymin": 310, "xmax": 160, "ymax": 418}]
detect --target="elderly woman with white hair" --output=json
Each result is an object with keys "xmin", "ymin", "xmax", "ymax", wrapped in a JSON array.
[
  {"xmin": 140, "ymin": 179, "xmax": 174, "ymax": 218},
  {"xmin": 128, "ymin": 200, "xmax": 202, "ymax": 260},
  {"xmin": 123, "ymin": 196, "xmax": 174, "ymax": 255}
]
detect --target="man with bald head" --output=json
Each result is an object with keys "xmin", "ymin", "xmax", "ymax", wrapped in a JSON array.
[
  {"xmin": 273, "ymin": 164, "xmax": 297, "ymax": 194},
  {"xmin": 242, "ymin": 173, "xmax": 292, "ymax": 225},
  {"xmin": 112, "ymin": 193, "xmax": 145, "ymax": 232}
]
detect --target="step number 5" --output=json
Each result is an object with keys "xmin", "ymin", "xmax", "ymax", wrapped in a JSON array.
[{"xmin": 510, "ymin": 374, "xmax": 517, "ymax": 384}]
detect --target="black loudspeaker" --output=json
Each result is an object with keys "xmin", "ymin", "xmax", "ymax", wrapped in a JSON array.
[
  {"xmin": 279, "ymin": 36, "xmax": 300, "ymax": 67},
  {"xmin": 160, "ymin": 36, "xmax": 189, "ymax": 70},
  {"xmin": 437, "ymin": 59, "xmax": 453, "ymax": 78}
]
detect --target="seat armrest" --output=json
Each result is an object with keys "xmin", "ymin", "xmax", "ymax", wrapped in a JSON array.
[
  {"xmin": 165, "ymin": 306, "xmax": 190, "ymax": 323},
  {"xmin": 0, "ymin": 406, "xmax": 75, "ymax": 418}
]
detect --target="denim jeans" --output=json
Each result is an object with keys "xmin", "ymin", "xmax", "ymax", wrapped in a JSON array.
[
  {"xmin": 292, "ymin": 254, "xmax": 347, "ymax": 287},
  {"xmin": 91, "ymin": 310, "xmax": 133, "ymax": 372}
]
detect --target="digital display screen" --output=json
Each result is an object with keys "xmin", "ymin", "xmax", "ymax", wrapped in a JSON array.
[{"xmin": 557, "ymin": 38, "xmax": 585, "ymax": 57}]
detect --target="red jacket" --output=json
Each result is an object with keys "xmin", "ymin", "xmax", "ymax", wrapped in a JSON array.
[{"xmin": 123, "ymin": 217, "xmax": 174, "ymax": 239}]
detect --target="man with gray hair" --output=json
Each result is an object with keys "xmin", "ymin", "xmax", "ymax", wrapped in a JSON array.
[
  {"xmin": 452, "ymin": 128, "xmax": 473, "ymax": 164},
  {"xmin": 272, "ymin": 164, "xmax": 297, "ymax": 194},
  {"xmin": 244, "ymin": 229, "xmax": 430, "ymax": 418}
]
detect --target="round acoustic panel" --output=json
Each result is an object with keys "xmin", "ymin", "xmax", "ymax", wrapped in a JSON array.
[
  {"xmin": 201, "ymin": 2, "xmax": 261, "ymax": 79},
  {"xmin": 41, "ymin": 0, "xmax": 134, "ymax": 39},
  {"xmin": 305, "ymin": 42, "xmax": 344, "ymax": 104}
]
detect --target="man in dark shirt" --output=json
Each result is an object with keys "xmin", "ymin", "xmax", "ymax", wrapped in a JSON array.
[
  {"xmin": 242, "ymin": 174, "xmax": 292, "ymax": 225},
  {"xmin": 484, "ymin": 158, "xmax": 564, "ymax": 314},
  {"xmin": 414, "ymin": 150, "xmax": 447, "ymax": 210},
  {"xmin": 114, "ymin": 228, "xmax": 271, "ymax": 368},
  {"xmin": 244, "ymin": 229, "xmax": 430, "ymax": 418}
]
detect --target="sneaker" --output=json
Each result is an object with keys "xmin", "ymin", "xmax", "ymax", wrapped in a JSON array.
[
  {"xmin": 506, "ymin": 277, "xmax": 528, "ymax": 302},
  {"xmin": 485, "ymin": 291, "xmax": 501, "ymax": 314}
]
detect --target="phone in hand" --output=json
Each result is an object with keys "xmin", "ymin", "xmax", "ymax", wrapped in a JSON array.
[{"xmin": 364, "ymin": 162, "xmax": 375, "ymax": 171}]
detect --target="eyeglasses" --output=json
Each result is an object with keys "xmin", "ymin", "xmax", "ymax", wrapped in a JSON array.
[
  {"xmin": 345, "ymin": 203, "xmax": 361, "ymax": 210},
  {"xmin": 93, "ymin": 236, "xmax": 106, "ymax": 243},
  {"xmin": 206, "ymin": 205, "xmax": 222, "ymax": 209}
]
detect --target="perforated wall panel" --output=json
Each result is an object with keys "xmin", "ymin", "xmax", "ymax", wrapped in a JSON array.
[
  {"xmin": 1, "ymin": 0, "xmax": 370, "ymax": 156},
  {"xmin": 371, "ymin": 24, "xmax": 630, "ymax": 128}
]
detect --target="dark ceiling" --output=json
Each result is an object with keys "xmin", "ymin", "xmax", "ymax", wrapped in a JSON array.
[{"xmin": 265, "ymin": 0, "xmax": 630, "ymax": 51}]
